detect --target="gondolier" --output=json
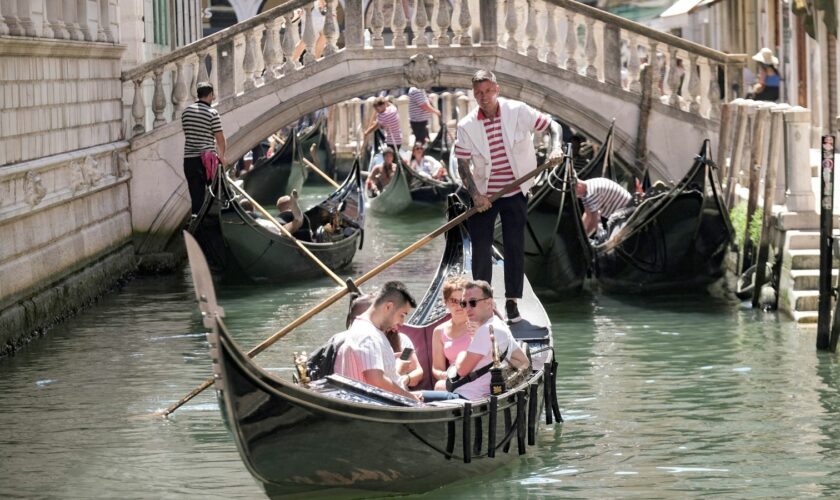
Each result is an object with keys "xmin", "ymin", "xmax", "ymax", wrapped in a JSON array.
[
  {"xmin": 576, "ymin": 177, "xmax": 633, "ymax": 237},
  {"xmin": 181, "ymin": 81, "xmax": 227, "ymax": 215},
  {"xmin": 454, "ymin": 70, "xmax": 563, "ymax": 323}
]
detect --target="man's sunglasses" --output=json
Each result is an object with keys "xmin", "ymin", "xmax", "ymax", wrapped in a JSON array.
[{"xmin": 459, "ymin": 297, "xmax": 492, "ymax": 308}]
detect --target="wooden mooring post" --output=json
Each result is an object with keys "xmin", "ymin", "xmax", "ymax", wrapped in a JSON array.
[
  {"xmin": 752, "ymin": 105, "xmax": 786, "ymax": 308},
  {"xmin": 818, "ymin": 135, "xmax": 836, "ymax": 351},
  {"xmin": 739, "ymin": 104, "xmax": 770, "ymax": 275}
]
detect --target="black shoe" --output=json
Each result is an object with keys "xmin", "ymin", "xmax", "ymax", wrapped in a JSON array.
[{"xmin": 505, "ymin": 300, "xmax": 522, "ymax": 324}]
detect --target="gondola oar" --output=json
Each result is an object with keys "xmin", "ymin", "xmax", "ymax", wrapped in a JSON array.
[
  {"xmin": 157, "ymin": 156, "xmax": 562, "ymax": 417},
  {"xmin": 226, "ymin": 178, "xmax": 346, "ymax": 287},
  {"xmin": 303, "ymin": 145, "xmax": 340, "ymax": 189}
]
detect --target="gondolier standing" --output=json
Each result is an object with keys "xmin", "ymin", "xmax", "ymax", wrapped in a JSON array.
[
  {"xmin": 454, "ymin": 70, "xmax": 563, "ymax": 322},
  {"xmin": 181, "ymin": 81, "xmax": 227, "ymax": 215}
]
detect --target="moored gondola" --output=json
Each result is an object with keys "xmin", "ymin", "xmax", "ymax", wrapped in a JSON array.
[
  {"xmin": 219, "ymin": 158, "xmax": 365, "ymax": 282},
  {"xmin": 241, "ymin": 130, "xmax": 307, "ymax": 206},
  {"xmin": 298, "ymin": 114, "xmax": 336, "ymax": 183},
  {"xmin": 592, "ymin": 141, "xmax": 733, "ymax": 292},
  {"xmin": 184, "ymin": 197, "xmax": 561, "ymax": 498}
]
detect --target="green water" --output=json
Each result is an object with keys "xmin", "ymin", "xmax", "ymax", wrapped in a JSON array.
[{"xmin": 2, "ymin": 186, "xmax": 840, "ymax": 498}]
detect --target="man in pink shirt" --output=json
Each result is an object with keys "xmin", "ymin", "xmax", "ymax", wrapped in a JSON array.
[{"xmin": 454, "ymin": 70, "xmax": 563, "ymax": 323}]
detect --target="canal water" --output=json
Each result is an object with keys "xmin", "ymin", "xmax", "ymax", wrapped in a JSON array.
[{"xmin": 2, "ymin": 186, "xmax": 840, "ymax": 498}]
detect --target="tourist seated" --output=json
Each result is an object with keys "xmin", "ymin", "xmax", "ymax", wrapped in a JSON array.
[
  {"xmin": 430, "ymin": 276, "xmax": 472, "ymax": 390},
  {"xmin": 575, "ymin": 178, "xmax": 634, "ymax": 239},
  {"xmin": 366, "ymin": 147, "xmax": 398, "ymax": 197},
  {"xmin": 238, "ymin": 190, "xmax": 308, "ymax": 239},
  {"xmin": 421, "ymin": 280, "xmax": 529, "ymax": 402},
  {"xmin": 409, "ymin": 143, "xmax": 447, "ymax": 181},
  {"xmin": 333, "ymin": 281, "xmax": 421, "ymax": 400}
]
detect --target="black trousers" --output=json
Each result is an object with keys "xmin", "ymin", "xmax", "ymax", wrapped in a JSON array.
[
  {"xmin": 466, "ymin": 193, "xmax": 527, "ymax": 299},
  {"xmin": 410, "ymin": 120, "xmax": 429, "ymax": 144},
  {"xmin": 184, "ymin": 156, "xmax": 206, "ymax": 215}
]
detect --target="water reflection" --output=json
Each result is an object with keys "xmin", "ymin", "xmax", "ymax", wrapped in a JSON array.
[{"xmin": 1, "ymin": 187, "xmax": 840, "ymax": 497}]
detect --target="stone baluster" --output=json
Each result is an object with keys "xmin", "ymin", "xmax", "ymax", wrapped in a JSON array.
[
  {"xmin": 708, "ymin": 59, "xmax": 721, "ymax": 120},
  {"xmin": 189, "ymin": 55, "xmax": 199, "ymax": 101},
  {"xmin": 441, "ymin": 91, "xmax": 452, "ymax": 128},
  {"xmin": 44, "ymin": 0, "xmax": 66, "ymax": 39},
  {"xmin": 152, "ymin": 68, "xmax": 167, "ymax": 128},
  {"xmin": 76, "ymin": 0, "xmax": 92, "ymax": 41},
  {"xmin": 302, "ymin": 4, "xmax": 317, "ymax": 63},
  {"xmin": 323, "ymin": 0, "xmax": 339, "ymax": 56},
  {"xmin": 564, "ymin": 11, "xmax": 578, "ymax": 73},
  {"xmin": 457, "ymin": 92, "xmax": 470, "ymax": 121},
  {"xmin": 98, "ymin": 0, "xmax": 114, "ymax": 42},
  {"xmin": 263, "ymin": 18, "xmax": 281, "ymax": 81},
  {"xmin": 242, "ymin": 29, "xmax": 259, "ymax": 91},
  {"xmin": 545, "ymin": 4, "xmax": 559, "ymax": 66},
  {"xmin": 336, "ymin": 100, "xmax": 349, "ymax": 147},
  {"xmin": 429, "ymin": 93, "xmax": 440, "ymax": 134},
  {"xmin": 0, "ymin": 4, "xmax": 9, "ymax": 36},
  {"xmin": 413, "ymin": 0, "xmax": 429, "ymax": 47},
  {"xmin": 649, "ymin": 41, "xmax": 661, "ymax": 98},
  {"xmin": 131, "ymin": 78, "xmax": 146, "ymax": 135},
  {"xmin": 627, "ymin": 34, "xmax": 641, "ymax": 92},
  {"xmin": 62, "ymin": 0, "xmax": 83, "ymax": 40},
  {"xmin": 584, "ymin": 18, "xmax": 598, "ymax": 79},
  {"xmin": 688, "ymin": 53, "xmax": 701, "ymax": 115},
  {"xmin": 370, "ymin": 0, "xmax": 385, "ymax": 48},
  {"xmin": 457, "ymin": 0, "xmax": 471, "ymax": 46},
  {"xmin": 666, "ymin": 47, "xmax": 681, "ymax": 107},
  {"xmin": 197, "ymin": 49, "xmax": 211, "ymax": 85},
  {"xmin": 2, "ymin": 0, "xmax": 23, "ymax": 35},
  {"xmin": 391, "ymin": 0, "xmax": 407, "ymax": 48},
  {"xmin": 350, "ymin": 97, "xmax": 363, "ymax": 144},
  {"xmin": 363, "ymin": 96, "xmax": 376, "ymax": 135},
  {"xmin": 171, "ymin": 61, "xmax": 189, "ymax": 121},
  {"xmin": 16, "ymin": 1, "xmax": 36, "ymax": 37},
  {"xmin": 526, "ymin": 0, "xmax": 540, "ymax": 58},
  {"xmin": 504, "ymin": 0, "xmax": 518, "ymax": 52},
  {"xmin": 395, "ymin": 94, "xmax": 411, "ymax": 143},
  {"xmin": 282, "ymin": 14, "xmax": 299, "ymax": 72},
  {"xmin": 435, "ymin": 0, "xmax": 450, "ymax": 46},
  {"xmin": 784, "ymin": 106, "xmax": 816, "ymax": 212}
]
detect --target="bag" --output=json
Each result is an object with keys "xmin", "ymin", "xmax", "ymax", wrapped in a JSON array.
[
  {"xmin": 305, "ymin": 334, "xmax": 344, "ymax": 381},
  {"xmin": 201, "ymin": 150, "xmax": 220, "ymax": 182},
  {"xmin": 445, "ymin": 347, "xmax": 508, "ymax": 392}
]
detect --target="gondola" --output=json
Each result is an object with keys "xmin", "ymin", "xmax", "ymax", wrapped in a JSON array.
[
  {"xmin": 365, "ymin": 152, "xmax": 413, "ymax": 215},
  {"xmin": 219, "ymin": 158, "xmax": 365, "ymax": 282},
  {"xmin": 592, "ymin": 140, "xmax": 733, "ymax": 292},
  {"xmin": 183, "ymin": 197, "xmax": 562, "ymax": 498},
  {"xmin": 298, "ymin": 114, "xmax": 336, "ymax": 184},
  {"xmin": 425, "ymin": 126, "xmax": 451, "ymax": 168},
  {"xmin": 241, "ymin": 129, "xmax": 307, "ymax": 207}
]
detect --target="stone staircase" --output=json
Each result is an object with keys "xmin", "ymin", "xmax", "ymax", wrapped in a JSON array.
[{"xmin": 779, "ymin": 229, "xmax": 839, "ymax": 323}]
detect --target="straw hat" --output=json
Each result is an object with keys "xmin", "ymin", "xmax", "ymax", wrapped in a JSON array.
[{"xmin": 752, "ymin": 47, "xmax": 779, "ymax": 66}]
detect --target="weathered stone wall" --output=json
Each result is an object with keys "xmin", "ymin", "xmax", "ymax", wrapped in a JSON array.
[{"xmin": 0, "ymin": 36, "xmax": 134, "ymax": 356}]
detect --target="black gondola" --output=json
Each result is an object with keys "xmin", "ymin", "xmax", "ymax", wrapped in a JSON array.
[
  {"xmin": 219, "ymin": 158, "xmax": 365, "ymax": 282},
  {"xmin": 183, "ymin": 197, "xmax": 561, "ymax": 498},
  {"xmin": 298, "ymin": 114, "xmax": 336, "ymax": 183},
  {"xmin": 592, "ymin": 140, "xmax": 733, "ymax": 292},
  {"xmin": 241, "ymin": 129, "xmax": 307, "ymax": 207}
]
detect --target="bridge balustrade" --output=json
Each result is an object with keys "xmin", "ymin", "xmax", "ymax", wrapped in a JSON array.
[{"xmin": 121, "ymin": 0, "xmax": 747, "ymax": 139}]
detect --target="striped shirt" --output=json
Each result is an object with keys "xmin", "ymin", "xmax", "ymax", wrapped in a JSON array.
[
  {"xmin": 181, "ymin": 101, "xmax": 222, "ymax": 158},
  {"xmin": 376, "ymin": 104, "xmax": 403, "ymax": 147},
  {"xmin": 454, "ymin": 106, "xmax": 551, "ymax": 197},
  {"xmin": 408, "ymin": 87, "xmax": 430, "ymax": 122},
  {"xmin": 341, "ymin": 317, "xmax": 402, "ymax": 388},
  {"xmin": 582, "ymin": 178, "xmax": 633, "ymax": 217}
]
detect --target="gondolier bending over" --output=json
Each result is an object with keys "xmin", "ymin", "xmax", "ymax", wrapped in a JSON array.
[{"xmin": 454, "ymin": 70, "xmax": 563, "ymax": 323}]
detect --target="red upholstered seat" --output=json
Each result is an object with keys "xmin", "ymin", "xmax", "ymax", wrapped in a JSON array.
[{"xmin": 398, "ymin": 313, "xmax": 451, "ymax": 390}]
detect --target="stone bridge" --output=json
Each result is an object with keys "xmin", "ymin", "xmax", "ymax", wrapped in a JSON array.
[{"xmin": 123, "ymin": 0, "xmax": 747, "ymax": 258}]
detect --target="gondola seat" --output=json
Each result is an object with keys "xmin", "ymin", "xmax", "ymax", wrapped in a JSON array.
[{"xmin": 399, "ymin": 313, "xmax": 450, "ymax": 390}]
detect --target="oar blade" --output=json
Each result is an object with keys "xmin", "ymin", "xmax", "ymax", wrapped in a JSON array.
[{"xmin": 183, "ymin": 231, "xmax": 224, "ymax": 326}]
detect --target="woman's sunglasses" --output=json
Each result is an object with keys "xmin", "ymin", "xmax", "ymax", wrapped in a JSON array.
[
  {"xmin": 459, "ymin": 297, "xmax": 492, "ymax": 309},
  {"xmin": 446, "ymin": 298, "xmax": 462, "ymax": 306}
]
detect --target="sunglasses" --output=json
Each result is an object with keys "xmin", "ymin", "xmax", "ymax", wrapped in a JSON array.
[
  {"xmin": 459, "ymin": 297, "xmax": 492, "ymax": 309},
  {"xmin": 446, "ymin": 298, "xmax": 462, "ymax": 306}
]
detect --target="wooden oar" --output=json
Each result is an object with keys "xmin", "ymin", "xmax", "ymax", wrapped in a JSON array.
[
  {"xmin": 158, "ymin": 156, "xmax": 561, "ymax": 417},
  {"xmin": 226, "ymin": 178, "xmax": 346, "ymax": 287},
  {"xmin": 304, "ymin": 144, "xmax": 340, "ymax": 188}
]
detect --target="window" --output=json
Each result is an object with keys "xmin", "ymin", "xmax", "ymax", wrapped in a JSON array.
[{"xmin": 153, "ymin": 0, "xmax": 170, "ymax": 46}]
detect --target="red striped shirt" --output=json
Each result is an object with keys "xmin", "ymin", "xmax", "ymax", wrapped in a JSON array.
[{"xmin": 376, "ymin": 105, "xmax": 403, "ymax": 146}]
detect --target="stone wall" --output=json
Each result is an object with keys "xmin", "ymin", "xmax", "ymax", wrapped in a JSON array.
[{"xmin": 0, "ymin": 35, "xmax": 134, "ymax": 356}]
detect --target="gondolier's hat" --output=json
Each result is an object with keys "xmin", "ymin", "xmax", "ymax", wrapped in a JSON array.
[{"xmin": 752, "ymin": 48, "xmax": 779, "ymax": 66}]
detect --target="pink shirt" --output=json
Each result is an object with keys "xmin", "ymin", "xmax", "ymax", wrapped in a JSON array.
[{"xmin": 441, "ymin": 328, "xmax": 472, "ymax": 364}]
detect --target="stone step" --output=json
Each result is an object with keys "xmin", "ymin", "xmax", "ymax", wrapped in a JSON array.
[
  {"xmin": 793, "ymin": 290, "xmax": 824, "ymax": 312},
  {"xmin": 790, "ymin": 269, "xmax": 839, "ymax": 290},
  {"xmin": 790, "ymin": 249, "xmax": 822, "ymax": 270},
  {"xmin": 792, "ymin": 310, "xmax": 819, "ymax": 324}
]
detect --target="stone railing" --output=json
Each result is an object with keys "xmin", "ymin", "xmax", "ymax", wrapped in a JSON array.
[
  {"xmin": 123, "ymin": 0, "xmax": 747, "ymax": 138},
  {"xmin": 0, "ymin": 0, "xmax": 116, "ymax": 42}
]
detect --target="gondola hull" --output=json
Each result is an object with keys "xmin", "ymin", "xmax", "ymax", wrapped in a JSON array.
[
  {"xmin": 242, "ymin": 132, "xmax": 307, "ymax": 207},
  {"xmin": 365, "ymin": 159, "xmax": 413, "ymax": 215}
]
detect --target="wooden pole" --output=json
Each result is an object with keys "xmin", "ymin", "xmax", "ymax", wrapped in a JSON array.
[
  {"xmin": 817, "ymin": 135, "xmax": 836, "ymax": 350},
  {"xmin": 726, "ymin": 101, "xmax": 749, "ymax": 208},
  {"xmin": 303, "ymin": 150, "xmax": 341, "ymax": 188},
  {"xmin": 752, "ymin": 106, "xmax": 785, "ymax": 308},
  {"xmin": 157, "ymin": 156, "xmax": 562, "ymax": 417},
  {"xmin": 634, "ymin": 65, "xmax": 652, "ymax": 179},
  {"xmin": 740, "ymin": 105, "xmax": 770, "ymax": 275},
  {"xmin": 717, "ymin": 102, "xmax": 734, "ymax": 184},
  {"xmin": 226, "ymin": 179, "xmax": 346, "ymax": 287}
]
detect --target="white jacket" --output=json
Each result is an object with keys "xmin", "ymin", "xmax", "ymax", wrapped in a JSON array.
[{"xmin": 454, "ymin": 97, "xmax": 544, "ymax": 196}]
